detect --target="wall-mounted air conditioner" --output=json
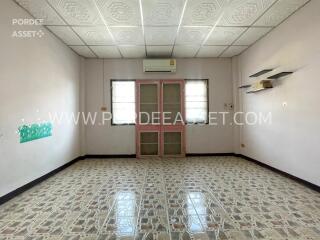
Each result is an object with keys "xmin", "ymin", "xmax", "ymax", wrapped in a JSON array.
[{"xmin": 143, "ymin": 59, "xmax": 176, "ymax": 73}]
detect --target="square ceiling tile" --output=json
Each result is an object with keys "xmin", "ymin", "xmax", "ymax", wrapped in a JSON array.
[
  {"xmin": 119, "ymin": 46, "xmax": 146, "ymax": 58},
  {"xmin": 196, "ymin": 46, "xmax": 227, "ymax": 57},
  {"xmin": 220, "ymin": 0, "xmax": 277, "ymax": 26},
  {"xmin": 205, "ymin": 27, "xmax": 247, "ymax": 45},
  {"xmin": 110, "ymin": 27, "xmax": 144, "ymax": 45},
  {"xmin": 145, "ymin": 27, "xmax": 178, "ymax": 45},
  {"xmin": 90, "ymin": 46, "xmax": 122, "ymax": 58},
  {"xmin": 73, "ymin": 27, "xmax": 114, "ymax": 45},
  {"xmin": 47, "ymin": 26, "xmax": 83, "ymax": 45},
  {"xmin": 142, "ymin": 0, "xmax": 185, "ymax": 26},
  {"xmin": 234, "ymin": 27, "xmax": 272, "ymax": 45},
  {"xmin": 48, "ymin": 0, "xmax": 103, "ymax": 25},
  {"xmin": 220, "ymin": 46, "xmax": 248, "ymax": 57},
  {"xmin": 254, "ymin": 0, "xmax": 309, "ymax": 27},
  {"xmin": 173, "ymin": 46, "xmax": 200, "ymax": 58},
  {"xmin": 96, "ymin": 0, "xmax": 141, "ymax": 26},
  {"xmin": 176, "ymin": 27, "xmax": 211, "ymax": 45},
  {"xmin": 182, "ymin": 0, "xmax": 225, "ymax": 26},
  {"xmin": 16, "ymin": 0, "xmax": 66, "ymax": 25},
  {"xmin": 69, "ymin": 46, "xmax": 96, "ymax": 58},
  {"xmin": 146, "ymin": 46, "xmax": 173, "ymax": 57}
]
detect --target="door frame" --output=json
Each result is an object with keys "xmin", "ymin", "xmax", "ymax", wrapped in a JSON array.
[{"xmin": 136, "ymin": 79, "xmax": 185, "ymax": 158}]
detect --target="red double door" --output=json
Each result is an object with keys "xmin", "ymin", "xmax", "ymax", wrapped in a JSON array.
[{"xmin": 136, "ymin": 80, "xmax": 185, "ymax": 158}]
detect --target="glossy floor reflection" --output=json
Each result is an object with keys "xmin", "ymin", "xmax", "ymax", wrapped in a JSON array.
[{"xmin": 0, "ymin": 156, "xmax": 320, "ymax": 240}]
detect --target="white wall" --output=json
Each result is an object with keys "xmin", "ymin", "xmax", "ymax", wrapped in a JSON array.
[
  {"xmin": 234, "ymin": 0, "xmax": 320, "ymax": 186},
  {"xmin": 0, "ymin": 0, "xmax": 82, "ymax": 197},
  {"xmin": 84, "ymin": 58, "xmax": 234, "ymax": 154}
]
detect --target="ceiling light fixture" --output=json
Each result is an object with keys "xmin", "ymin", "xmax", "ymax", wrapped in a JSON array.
[
  {"xmin": 138, "ymin": 0, "xmax": 145, "ymax": 35},
  {"xmin": 176, "ymin": 0, "xmax": 188, "ymax": 35},
  {"xmin": 202, "ymin": 13, "xmax": 225, "ymax": 46},
  {"xmin": 90, "ymin": 0, "xmax": 122, "ymax": 56}
]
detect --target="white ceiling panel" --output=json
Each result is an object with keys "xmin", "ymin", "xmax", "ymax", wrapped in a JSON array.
[
  {"xmin": 234, "ymin": 27, "xmax": 272, "ymax": 45},
  {"xmin": 73, "ymin": 27, "xmax": 114, "ymax": 45},
  {"xmin": 197, "ymin": 46, "xmax": 227, "ymax": 57},
  {"xmin": 70, "ymin": 46, "xmax": 95, "ymax": 58},
  {"xmin": 15, "ymin": 0, "xmax": 66, "ymax": 25},
  {"xmin": 14, "ymin": 0, "xmax": 311, "ymax": 58},
  {"xmin": 142, "ymin": 0, "xmax": 185, "ymax": 26},
  {"xmin": 119, "ymin": 46, "xmax": 146, "ymax": 58},
  {"xmin": 173, "ymin": 46, "xmax": 199, "ymax": 58},
  {"xmin": 96, "ymin": 0, "xmax": 141, "ymax": 26},
  {"xmin": 176, "ymin": 27, "xmax": 211, "ymax": 45},
  {"xmin": 220, "ymin": 0, "xmax": 277, "ymax": 26},
  {"xmin": 147, "ymin": 46, "xmax": 173, "ymax": 57},
  {"xmin": 145, "ymin": 27, "xmax": 178, "ymax": 45},
  {"xmin": 182, "ymin": 0, "xmax": 225, "ymax": 26},
  {"xmin": 90, "ymin": 46, "xmax": 121, "ymax": 58},
  {"xmin": 220, "ymin": 46, "xmax": 248, "ymax": 57},
  {"xmin": 205, "ymin": 27, "xmax": 247, "ymax": 45},
  {"xmin": 48, "ymin": 0, "xmax": 103, "ymax": 25},
  {"xmin": 254, "ymin": 0, "xmax": 309, "ymax": 27},
  {"xmin": 47, "ymin": 26, "xmax": 83, "ymax": 45},
  {"xmin": 110, "ymin": 27, "xmax": 144, "ymax": 45}
]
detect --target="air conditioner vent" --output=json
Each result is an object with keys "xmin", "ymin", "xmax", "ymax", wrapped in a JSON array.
[{"xmin": 143, "ymin": 59, "xmax": 176, "ymax": 73}]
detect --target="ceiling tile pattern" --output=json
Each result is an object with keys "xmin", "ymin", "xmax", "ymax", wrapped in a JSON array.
[
  {"xmin": 176, "ymin": 27, "xmax": 212, "ymax": 45},
  {"xmin": 143, "ymin": 0, "xmax": 185, "ymax": 26},
  {"xmin": 234, "ymin": 27, "xmax": 272, "ymax": 45},
  {"xmin": 205, "ymin": 27, "xmax": 247, "ymax": 45},
  {"xmin": 220, "ymin": 0, "xmax": 277, "ymax": 26},
  {"xmin": 147, "ymin": 46, "xmax": 173, "ymax": 57},
  {"xmin": 14, "ymin": 0, "xmax": 311, "ymax": 58},
  {"xmin": 197, "ymin": 46, "xmax": 227, "ymax": 57},
  {"xmin": 119, "ymin": 46, "xmax": 146, "ymax": 58},
  {"xmin": 90, "ymin": 46, "xmax": 121, "ymax": 58},
  {"xmin": 69, "ymin": 46, "xmax": 96, "ymax": 57},
  {"xmin": 73, "ymin": 26, "xmax": 114, "ymax": 45},
  {"xmin": 145, "ymin": 27, "xmax": 178, "ymax": 45},
  {"xmin": 110, "ymin": 27, "xmax": 144, "ymax": 45},
  {"xmin": 182, "ymin": 0, "xmax": 225, "ymax": 26},
  {"xmin": 47, "ymin": 26, "xmax": 83, "ymax": 45},
  {"xmin": 16, "ymin": 0, "xmax": 65, "ymax": 25},
  {"xmin": 254, "ymin": 0, "xmax": 309, "ymax": 26},
  {"xmin": 173, "ymin": 45, "xmax": 200, "ymax": 58},
  {"xmin": 96, "ymin": 0, "xmax": 141, "ymax": 26},
  {"xmin": 48, "ymin": 0, "xmax": 103, "ymax": 25},
  {"xmin": 221, "ymin": 45, "xmax": 248, "ymax": 57}
]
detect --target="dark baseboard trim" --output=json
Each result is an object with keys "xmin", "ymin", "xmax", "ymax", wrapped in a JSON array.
[
  {"xmin": 84, "ymin": 154, "xmax": 136, "ymax": 159},
  {"xmin": 235, "ymin": 154, "xmax": 320, "ymax": 193},
  {"xmin": 186, "ymin": 153, "xmax": 235, "ymax": 157},
  {"xmin": 0, "ymin": 156, "xmax": 84, "ymax": 205}
]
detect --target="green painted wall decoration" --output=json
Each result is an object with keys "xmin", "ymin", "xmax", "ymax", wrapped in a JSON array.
[{"xmin": 18, "ymin": 122, "xmax": 53, "ymax": 143}]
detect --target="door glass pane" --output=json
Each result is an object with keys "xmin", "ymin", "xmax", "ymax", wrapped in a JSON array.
[
  {"xmin": 140, "ymin": 132, "xmax": 158, "ymax": 155},
  {"xmin": 163, "ymin": 83, "xmax": 181, "ymax": 124},
  {"xmin": 140, "ymin": 84, "xmax": 158, "ymax": 103},
  {"xmin": 164, "ymin": 132, "xmax": 181, "ymax": 155},
  {"xmin": 163, "ymin": 84, "xmax": 180, "ymax": 103},
  {"xmin": 140, "ymin": 84, "xmax": 158, "ymax": 124}
]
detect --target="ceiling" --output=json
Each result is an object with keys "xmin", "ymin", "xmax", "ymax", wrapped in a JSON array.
[{"xmin": 14, "ymin": 0, "xmax": 310, "ymax": 58}]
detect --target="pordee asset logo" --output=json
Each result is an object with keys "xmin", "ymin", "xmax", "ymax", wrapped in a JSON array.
[
  {"xmin": 12, "ymin": 30, "xmax": 45, "ymax": 38},
  {"xmin": 12, "ymin": 18, "xmax": 45, "ymax": 38}
]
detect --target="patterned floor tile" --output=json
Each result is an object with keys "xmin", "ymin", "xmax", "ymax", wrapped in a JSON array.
[{"xmin": 0, "ymin": 157, "xmax": 319, "ymax": 239}]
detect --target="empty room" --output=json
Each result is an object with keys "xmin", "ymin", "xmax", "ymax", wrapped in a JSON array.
[{"xmin": 1, "ymin": 0, "xmax": 320, "ymax": 239}]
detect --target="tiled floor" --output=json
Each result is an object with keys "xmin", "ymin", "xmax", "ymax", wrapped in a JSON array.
[{"xmin": 0, "ymin": 157, "xmax": 320, "ymax": 240}]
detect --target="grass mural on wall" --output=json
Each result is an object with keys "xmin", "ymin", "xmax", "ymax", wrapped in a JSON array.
[{"xmin": 18, "ymin": 122, "xmax": 53, "ymax": 143}]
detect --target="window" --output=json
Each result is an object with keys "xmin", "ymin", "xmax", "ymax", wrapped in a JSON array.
[
  {"xmin": 111, "ymin": 80, "xmax": 135, "ymax": 125},
  {"xmin": 185, "ymin": 80, "xmax": 208, "ymax": 124}
]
